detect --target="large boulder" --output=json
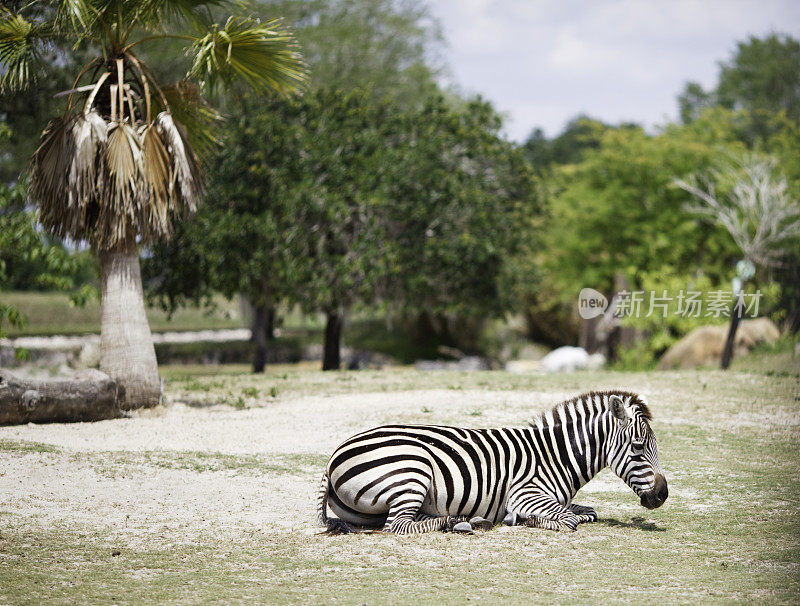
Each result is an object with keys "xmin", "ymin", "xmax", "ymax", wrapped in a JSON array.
[{"xmin": 657, "ymin": 318, "xmax": 780, "ymax": 370}]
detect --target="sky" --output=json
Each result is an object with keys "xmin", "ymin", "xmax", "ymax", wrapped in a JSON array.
[{"xmin": 427, "ymin": 0, "xmax": 800, "ymax": 142}]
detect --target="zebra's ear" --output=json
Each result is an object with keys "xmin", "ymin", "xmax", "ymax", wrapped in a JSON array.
[{"xmin": 609, "ymin": 395, "xmax": 627, "ymax": 421}]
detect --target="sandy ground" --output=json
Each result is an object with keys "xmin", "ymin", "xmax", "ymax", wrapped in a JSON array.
[{"xmin": 0, "ymin": 389, "xmax": 644, "ymax": 547}]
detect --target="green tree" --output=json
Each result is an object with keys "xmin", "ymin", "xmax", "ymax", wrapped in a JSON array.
[
  {"xmin": 717, "ymin": 34, "xmax": 800, "ymax": 121},
  {"xmin": 677, "ymin": 81, "xmax": 715, "ymax": 125},
  {"xmin": 529, "ymin": 114, "xmax": 746, "ymax": 357},
  {"xmin": 0, "ymin": 0, "xmax": 305, "ymax": 407},
  {"xmin": 257, "ymin": 0, "xmax": 443, "ymax": 107},
  {"xmin": 523, "ymin": 115, "xmax": 636, "ymax": 174},
  {"xmin": 147, "ymin": 89, "xmax": 390, "ymax": 371},
  {"xmin": 380, "ymin": 96, "xmax": 540, "ymax": 348},
  {"xmin": 147, "ymin": 93, "xmax": 538, "ymax": 369}
]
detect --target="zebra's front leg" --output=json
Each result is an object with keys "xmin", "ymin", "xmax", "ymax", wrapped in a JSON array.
[
  {"xmin": 505, "ymin": 488, "xmax": 584, "ymax": 532},
  {"xmin": 503, "ymin": 510, "xmax": 581, "ymax": 532},
  {"xmin": 567, "ymin": 503, "xmax": 598, "ymax": 524}
]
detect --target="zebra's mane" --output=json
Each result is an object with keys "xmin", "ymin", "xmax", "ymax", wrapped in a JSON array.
[{"xmin": 529, "ymin": 390, "xmax": 652, "ymax": 429}]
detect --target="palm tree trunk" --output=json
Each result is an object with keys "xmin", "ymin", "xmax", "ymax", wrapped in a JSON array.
[{"xmin": 98, "ymin": 241, "xmax": 160, "ymax": 409}]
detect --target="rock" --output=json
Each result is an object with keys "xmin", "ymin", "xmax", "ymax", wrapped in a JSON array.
[
  {"xmin": 540, "ymin": 346, "xmax": 591, "ymax": 373},
  {"xmin": 586, "ymin": 353, "xmax": 606, "ymax": 370},
  {"xmin": 78, "ymin": 341, "xmax": 101, "ymax": 368},
  {"xmin": 657, "ymin": 318, "xmax": 780, "ymax": 370}
]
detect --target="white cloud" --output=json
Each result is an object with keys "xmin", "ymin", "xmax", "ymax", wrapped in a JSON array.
[
  {"xmin": 548, "ymin": 29, "xmax": 622, "ymax": 74},
  {"xmin": 428, "ymin": 0, "xmax": 800, "ymax": 141}
]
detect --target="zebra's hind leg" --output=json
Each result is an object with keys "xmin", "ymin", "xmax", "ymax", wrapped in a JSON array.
[
  {"xmin": 567, "ymin": 503, "xmax": 598, "ymax": 524},
  {"xmin": 414, "ymin": 512, "xmax": 473, "ymax": 534},
  {"xmin": 383, "ymin": 494, "xmax": 472, "ymax": 535}
]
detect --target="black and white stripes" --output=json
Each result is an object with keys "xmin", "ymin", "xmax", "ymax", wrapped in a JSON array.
[{"xmin": 318, "ymin": 390, "xmax": 668, "ymax": 534}]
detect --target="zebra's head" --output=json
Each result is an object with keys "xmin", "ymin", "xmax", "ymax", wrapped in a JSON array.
[{"xmin": 606, "ymin": 394, "xmax": 668, "ymax": 510}]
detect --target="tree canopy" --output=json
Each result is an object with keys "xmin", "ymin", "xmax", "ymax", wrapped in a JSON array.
[{"xmin": 145, "ymin": 90, "xmax": 539, "ymax": 368}]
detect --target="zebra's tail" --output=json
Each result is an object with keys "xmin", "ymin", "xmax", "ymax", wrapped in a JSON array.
[
  {"xmin": 317, "ymin": 470, "xmax": 358, "ymax": 535},
  {"xmin": 317, "ymin": 471, "xmax": 330, "ymax": 526}
]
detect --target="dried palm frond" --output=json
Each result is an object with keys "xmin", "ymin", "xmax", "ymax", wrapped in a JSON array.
[
  {"xmin": 155, "ymin": 111, "xmax": 203, "ymax": 212},
  {"xmin": 158, "ymin": 80, "xmax": 221, "ymax": 158},
  {"xmin": 31, "ymin": 115, "xmax": 74, "ymax": 240},
  {"xmin": 140, "ymin": 122, "xmax": 172, "ymax": 235},
  {"xmin": 104, "ymin": 121, "xmax": 143, "ymax": 237},
  {"xmin": 68, "ymin": 110, "xmax": 107, "ymax": 212}
]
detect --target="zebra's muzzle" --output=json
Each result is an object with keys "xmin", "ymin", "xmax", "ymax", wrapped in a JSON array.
[{"xmin": 640, "ymin": 473, "xmax": 668, "ymax": 509}]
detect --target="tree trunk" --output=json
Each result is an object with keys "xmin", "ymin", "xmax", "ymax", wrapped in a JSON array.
[
  {"xmin": 323, "ymin": 311, "xmax": 342, "ymax": 371},
  {"xmin": 252, "ymin": 305, "xmax": 276, "ymax": 373},
  {"xmin": 0, "ymin": 369, "xmax": 122, "ymax": 425},
  {"xmin": 721, "ymin": 295, "xmax": 745, "ymax": 370},
  {"xmin": 98, "ymin": 241, "xmax": 160, "ymax": 409}
]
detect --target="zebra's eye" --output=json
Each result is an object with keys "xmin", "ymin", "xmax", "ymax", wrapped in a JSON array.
[{"xmin": 632, "ymin": 439, "xmax": 645, "ymax": 452}]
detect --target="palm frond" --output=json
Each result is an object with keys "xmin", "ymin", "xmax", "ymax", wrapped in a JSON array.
[
  {"xmin": 0, "ymin": 9, "xmax": 56, "ymax": 92},
  {"xmin": 31, "ymin": 115, "xmax": 74, "ymax": 239},
  {"xmin": 188, "ymin": 16, "xmax": 306, "ymax": 95},
  {"xmin": 124, "ymin": 0, "xmax": 225, "ymax": 31},
  {"xmin": 140, "ymin": 122, "xmax": 172, "ymax": 233},
  {"xmin": 156, "ymin": 80, "xmax": 221, "ymax": 158},
  {"xmin": 56, "ymin": 0, "xmax": 94, "ymax": 30},
  {"xmin": 68, "ymin": 110, "xmax": 107, "ymax": 219},
  {"xmin": 106, "ymin": 121, "xmax": 143, "ymax": 211},
  {"xmin": 155, "ymin": 111, "xmax": 203, "ymax": 212}
]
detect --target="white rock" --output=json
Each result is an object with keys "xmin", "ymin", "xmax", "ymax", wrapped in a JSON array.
[
  {"xmin": 540, "ymin": 346, "xmax": 590, "ymax": 373},
  {"xmin": 586, "ymin": 352, "xmax": 606, "ymax": 370}
]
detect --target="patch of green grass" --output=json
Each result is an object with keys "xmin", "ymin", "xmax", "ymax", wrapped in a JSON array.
[
  {"xmin": 241, "ymin": 386, "xmax": 259, "ymax": 398},
  {"xmin": 0, "ymin": 439, "xmax": 60, "ymax": 454},
  {"xmin": 1, "ymin": 291, "xmax": 244, "ymax": 336}
]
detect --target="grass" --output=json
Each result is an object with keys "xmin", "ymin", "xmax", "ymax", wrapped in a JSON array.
[
  {"xmin": 1, "ymin": 292, "xmax": 469, "ymax": 366},
  {"xmin": 0, "ymin": 291, "xmax": 244, "ymax": 336},
  {"xmin": 0, "ymin": 363, "xmax": 798, "ymax": 604}
]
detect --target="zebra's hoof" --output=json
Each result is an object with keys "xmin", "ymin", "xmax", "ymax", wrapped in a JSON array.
[
  {"xmin": 503, "ymin": 512, "xmax": 519, "ymax": 526},
  {"xmin": 469, "ymin": 517, "xmax": 493, "ymax": 531},
  {"xmin": 452, "ymin": 521, "xmax": 474, "ymax": 534}
]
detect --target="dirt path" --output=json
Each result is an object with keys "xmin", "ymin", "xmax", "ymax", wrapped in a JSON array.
[{"xmin": 0, "ymin": 389, "xmax": 585, "ymax": 543}]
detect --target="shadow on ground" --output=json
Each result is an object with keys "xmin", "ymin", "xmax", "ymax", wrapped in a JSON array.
[{"xmin": 599, "ymin": 516, "xmax": 667, "ymax": 532}]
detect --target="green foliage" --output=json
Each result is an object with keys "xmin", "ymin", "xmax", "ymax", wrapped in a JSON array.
[
  {"xmin": 523, "ymin": 115, "xmax": 628, "ymax": 173},
  {"xmin": 259, "ymin": 0, "xmax": 443, "ymax": 108},
  {"xmin": 717, "ymin": 33, "xmax": 800, "ymax": 121},
  {"xmin": 610, "ymin": 269, "xmax": 780, "ymax": 369},
  {"xmin": 146, "ymin": 88, "xmax": 389, "ymax": 316},
  {"xmin": 0, "ymin": 176, "xmax": 97, "ymax": 337},
  {"xmin": 146, "ymin": 90, "xmax": 539, "ymax": 358},
  {"xmin": 542, "ymin": 122, "xmax": 742, "ymax": 298},
  {"xmin": 381, "ymin": 96, "xmax": 540, "ymax": 319}
]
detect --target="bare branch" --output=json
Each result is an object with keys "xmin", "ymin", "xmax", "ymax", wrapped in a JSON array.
[{"xmin": 674, "ymin": 153, "xmax": 800, "ymax": 268}]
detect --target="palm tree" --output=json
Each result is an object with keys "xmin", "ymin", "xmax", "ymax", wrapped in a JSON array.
[{"xmin": 0, "ymin": 1, "xmax": 305, "ymax": 408}]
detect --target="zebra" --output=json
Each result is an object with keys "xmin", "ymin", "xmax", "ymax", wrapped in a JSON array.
[{"xmin": 317, "ymin": 390, "xmax": 668, "ymax": 534}]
